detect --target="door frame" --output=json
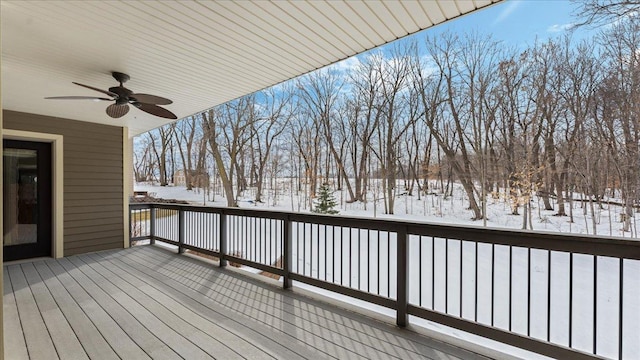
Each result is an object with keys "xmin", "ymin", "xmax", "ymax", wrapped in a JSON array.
[{"xmin": 3, "ymin": 129, "xmax": 63, "ymax": 258}]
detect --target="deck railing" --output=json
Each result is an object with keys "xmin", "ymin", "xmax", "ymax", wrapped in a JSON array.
[{"xmin": 130, "ymin": 203, "xmax": 640, "ymax": 360}]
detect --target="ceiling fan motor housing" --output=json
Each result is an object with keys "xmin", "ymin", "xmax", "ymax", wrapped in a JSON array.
[{"xmin": 109, "ymin": 86, "xmax": 133, "ymax": 105}]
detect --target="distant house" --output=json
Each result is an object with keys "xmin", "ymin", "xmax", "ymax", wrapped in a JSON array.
[{"xmin": 174, "ymin": 169, "xmax": 210, "ymax": 188}]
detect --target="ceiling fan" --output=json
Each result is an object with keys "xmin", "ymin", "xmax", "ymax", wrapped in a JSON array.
[{"xmin": 45, "ymin": 72, "xmax": 177, "ymax": 119}]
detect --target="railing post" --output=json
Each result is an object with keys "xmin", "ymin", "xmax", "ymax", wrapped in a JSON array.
[
  {"xmin": 283, "ymin": 216, "xmax": 292, "ymax": 289},
  {"xmin": 219, "ymin": 211, "xmax": 228, "ymax": 267},
  {"xmin": 178, "ymin": 208, "xmax": 185, "ymax": 254},
  {"xmin": 149, "ymin": 205, "xmax": 156, "ymax": 245},
  {"xmin": 396, "ymin": 226, "xmax": 409, "ymax": 327}
]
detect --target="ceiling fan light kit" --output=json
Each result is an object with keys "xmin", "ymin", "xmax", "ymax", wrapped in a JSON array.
[{"xmin": 45, "ymin": 72, "xmax": 177, "ymax": 119}]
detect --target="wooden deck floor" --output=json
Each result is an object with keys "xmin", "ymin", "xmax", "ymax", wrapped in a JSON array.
[{"xmin": 4, "ymin": 245, "xmax": 496, "ymax": 360}]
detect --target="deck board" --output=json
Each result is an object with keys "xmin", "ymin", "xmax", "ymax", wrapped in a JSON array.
[
  {"xmin": 43, "ymin": 259, "xmax": 152, "ymax": 360},
  {"xmin": 3, "ymin": 270, "xmax": 29, "ymax": 360},
  {"xmin": 7, "ymin": 264, "xmax": 59, "ymax": 360},
  {"xmin": 55, "ymin": 258, "xmax": 181, "ymax": 360},
  {"xmin": 30, "ymin": 261, "xmax": 119, "ymax": 360},
  {"xmin": 125, "ymin": 249, "xmax": 397, "ymax": 359},
  {"xmin": 64, "ymin": 256, "xmax": 213, "ymax": 360},
  {"xmin": 93, "ymin": 251, "xmax": 323, "ymax": 360},
  {"xmin": 81, "ymin": 252, "xmax": 269, "ymax": 360},
  {"xmin": 21, "ymin": 262, "xmax": 88, "ymax": 360},
  {"xmin": 4, "ymin": 245, "xmax": 493, "ymax": 360},
  {"xmin": 68, "ymin": 254, "xmax": 241, "ymax": 360},
  {"xmin": 126, "ymin": 247, "xmax": 477, "ymax": 360}
]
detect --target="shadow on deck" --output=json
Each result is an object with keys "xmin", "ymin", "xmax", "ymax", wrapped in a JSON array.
[{"xmin": 4, "ymin": 245, "xmax": 504, "ymax": 360}]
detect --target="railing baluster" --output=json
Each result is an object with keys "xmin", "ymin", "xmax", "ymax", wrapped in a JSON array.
[
  {"xmin": 569, "ymin": 253, "xmax": 573, "ymax": 348},
  {"xmin": 460, "ymin": 240, "xmax": 463, "ymax": 318},
  {"xmin": 322, "ymin": 225, "xmax": 326, "ymax": 281},
  {"xmin": 419, "ymin": 236, "xmax": 422, "ymax": 307},
  {"xmin": 547, "ymin": 250, "xmax": 552, "ymax": 342},
  {"xmin": 475, "ymin": 241, "xmax": 479, "ymax": 323},
  {"xmin": 128, "ymin": 206, "xmax": 133, "ymax": 246},
  {"xmin": 332, "ymin": 226, "xmax": 336, "ymax": 283},
  {"xmin": 387, "ymin": 232, "xmax": 391, "ymax": 298},
  {"xmin": 296, "ymin": 222, "xmax": 301, "ymax": 273},
  {"xmin": 527, "ymin": 248, "xmax": 531, "ymax": 337},
  {"xmin": 445, "ymin": 238, "xmax": 449, "ymax": 314},
  {"xmin": 431, "ymin": 236, "xmax": 435, "ymax": 310},
  {"xmin": 593, "ymin": 255, "xmax": 597, "ymax": 355},
  {"xmin": 313, "ymin": 224, "xmax": 318, "ymax": 278},
  {"xmin": 619, "ymin": 258, "xmax": 624, "ymax": 360},
  {"xmin": 491, "ymin": 243, "xmax": 495, "ymax": 327},
  {"xmin": 367, "ymin": 229, "xmax": 371, "ymax": 293},
  {"xmin": 377, "ymin": 230, "xmax": 381, "ymax": 295},
  {"xmin": 358, "ymin": 229, "xmax": 361, "ymax": 290},
  {"xmin": 509, "ymin": 245, "xmax": 513, "ymax": 331}
]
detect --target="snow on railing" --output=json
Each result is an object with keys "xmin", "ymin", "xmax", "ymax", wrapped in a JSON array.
[{"xmin": 130, "ymin": 203, "xmax": 640, "ymax": 360}]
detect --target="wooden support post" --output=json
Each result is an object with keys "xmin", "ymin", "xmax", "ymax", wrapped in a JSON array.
[
  {"xmin": 178, "ymin": 209, "xmax": 185, "ymax": 254},
  {"xmin": 219, "ymin": 212, "xmax": 228, "ymax": 267},
  {"xmin": 396, "ymin": 226, "xmax": 409, "ymax": 327},
  {"xmin": 283, "ymin": 217, "xmax": 293, "ymax": 289},
  {"xmin": 149, "ymin": 206, "xmax": 156, "ymax": 245}
]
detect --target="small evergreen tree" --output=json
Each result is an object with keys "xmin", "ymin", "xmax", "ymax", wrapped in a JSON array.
[{"xmin": 313, "ymin": 183, "xmax": 339, "ymax": 214}]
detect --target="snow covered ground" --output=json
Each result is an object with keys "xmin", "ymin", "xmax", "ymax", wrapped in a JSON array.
[
  {"xmin": 134, "ymin": 182, "xmax": 640, "ymax": 359},
  {"xmin": 135, "ymin": 181, "xmax": 640, "ymax": 238}
]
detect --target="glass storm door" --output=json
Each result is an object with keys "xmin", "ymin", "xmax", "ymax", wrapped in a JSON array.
[{"xmin": 3, "ymin": 140, "xmax": 52, "ymax": 261}]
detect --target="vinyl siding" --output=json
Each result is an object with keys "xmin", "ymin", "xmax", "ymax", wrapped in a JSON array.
[{"xmin": 3, "ymin": 110, "xmax": 124, "ymax": 256}]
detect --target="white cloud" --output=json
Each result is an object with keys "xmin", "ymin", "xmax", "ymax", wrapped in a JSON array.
[
  {"xmin": 547, "ymin": 23, "xmax": 576, "ymax": 32},
  {"xmin": 329, "ymin": 56, "xmax": 361, "ymax": 73},
  {"xmin": 492, "ymin": 0, "xmax": 522, "ymax": 26}
]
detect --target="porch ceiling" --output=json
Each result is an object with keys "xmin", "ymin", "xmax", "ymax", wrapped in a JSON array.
[{"xmin": 1, "ymin": 0, "xmax": 500, "ymax": 136}]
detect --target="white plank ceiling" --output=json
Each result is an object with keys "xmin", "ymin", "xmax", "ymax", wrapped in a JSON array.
[{"xmin": 1, "ymin": 0, "xmax": 501, "ymax": 136}]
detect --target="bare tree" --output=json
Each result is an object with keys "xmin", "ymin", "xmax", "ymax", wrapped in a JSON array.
[
  {"xmin": 367, "ymin": 45, "xmax": 414, "ymax": 215},
  {"xmin": 346, "ymin": 57, "xmax": 385, "ymax": 203},
  {"xmin": 296, "ymin": 70, "xmax": 354, "ymax": 201},
  {"xmin": 252, "ymin": 87, "xmax": 294, "ymax": 203},
  {"xmin": 416, "ymin": 32, "xmax": 500, "ymax": 220},
  {"xmin": 133, "ymin": 138, "xmax": 154, "ymax": 182},
  {"xmin": 201, "ymin": 109, "xmax": 238, "ymax": 207},
  {"xmin": 290, "ymin": 102, "xmax": 322, "ymax": 208},
  {"xmin": 147, "ymin": 125, "xmax": 175, "ymax": 186},
  {"xmin": 572, "ymin": 0, "xmax": 640, "ymax": 27},
  {"xmin": 173, "ymin": 116, "xmax": 198, "ymax": 190},
  {"xmin": 593, "ymin": 19, "xmax": 640, "ymax": 231}
]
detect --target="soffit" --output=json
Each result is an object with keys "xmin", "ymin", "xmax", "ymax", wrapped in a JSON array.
[{"xmin": 1, "ymin": 0, "xmax": 501, "ymax": 136}]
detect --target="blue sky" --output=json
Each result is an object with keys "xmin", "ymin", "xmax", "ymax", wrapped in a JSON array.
[
  {"xmin": 326, "ymin": 0, "xmax": 596, "ymax": 75},
  {"xmin": 431, "ymin": 0, "xmax": 593, "ymax": 46}
]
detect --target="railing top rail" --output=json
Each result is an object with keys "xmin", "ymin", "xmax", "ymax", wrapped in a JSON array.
[
  {"xmin": 132, "ymin": 202, "xmax": 640, "ymax": 259},
  {"xmin": 407, "ymin": 223, "xmax": 640, "ymax": 259}
]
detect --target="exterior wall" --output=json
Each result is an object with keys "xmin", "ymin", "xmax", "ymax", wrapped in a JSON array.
[{"xmin": 3, "ymin": 110, "xmax": 124, "ymax": 256}]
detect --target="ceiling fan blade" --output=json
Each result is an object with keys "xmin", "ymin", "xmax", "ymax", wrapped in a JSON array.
[
  {"xmin": 130, "ymin": 93, "xmax": 173, "ymax": 105},
  {"xmin": 45, "ymin": 96, "xmax": 112, "ymax": 101},
  {"xmin": 106, "ymin": 103, "xmax": 130, "ymax": 118},
  {"xmin": 133, "ymin": 102, "xmax": 177, "ymax": 119},
  {"xmin": 73, "ymin": 82, "xmax": 118, "ymax": 97}
]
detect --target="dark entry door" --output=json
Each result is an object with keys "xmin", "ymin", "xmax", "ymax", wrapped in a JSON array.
[{"xmin": 3, "ymin": 139, "xmax": 52, "ymax": 261}]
